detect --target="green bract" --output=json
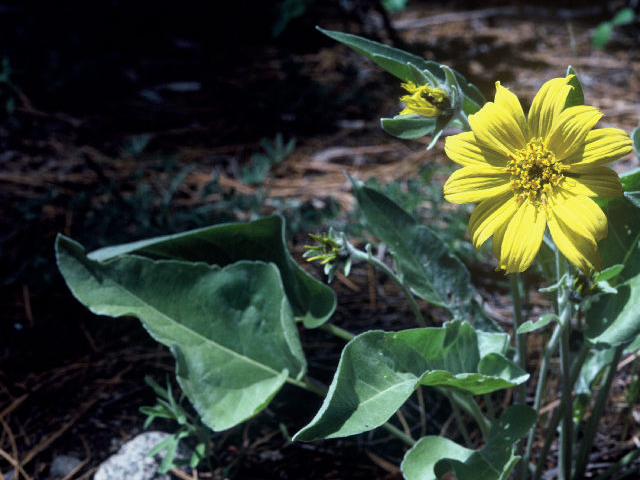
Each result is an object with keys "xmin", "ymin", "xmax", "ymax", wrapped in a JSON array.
[{"xmin": 317, "ymin": 27, "xmax": 484, "ymax": 147}]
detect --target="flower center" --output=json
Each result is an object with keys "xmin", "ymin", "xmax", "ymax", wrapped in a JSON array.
[
  {"xmin": 419, "ymin": 86, "xmax": 450, "ymax": 111},
  {"xmin": 507, "ymin": 139, "xmax": 564, "ymax": 203}
]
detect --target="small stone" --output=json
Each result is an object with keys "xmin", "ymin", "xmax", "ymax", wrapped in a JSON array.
[
  {"xmin": 2, "ymin": 469, "xmax": 15, "ymax": 480},
  {"xmin": 49, "ymin": 455, "xmax": 82, "ymax": 479},
  {"xmin": 94, "ymin": 431, "xmax": 175, "ymax": 480}
]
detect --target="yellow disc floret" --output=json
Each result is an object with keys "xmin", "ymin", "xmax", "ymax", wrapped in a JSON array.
[
  {"xmin": 399, "ymin": 81, "xmax": 450, "ymax": 117},
  {"xmin": 507, "ymin": 139, "xmax": 565, "ymax": 204}
]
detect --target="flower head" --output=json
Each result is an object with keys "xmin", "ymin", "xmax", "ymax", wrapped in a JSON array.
[
  {"xmin": 443, "ymin": 75, "xmax": 632, "ymax": 273},
  {"xmin": 303, "ymin": 229, "xmax": 351, "ymax": 282},
  {"xmin": 399, "ymin": 81, "xmax": 450, "ymax": 117}
]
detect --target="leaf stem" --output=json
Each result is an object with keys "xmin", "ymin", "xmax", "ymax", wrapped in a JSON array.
[
  {"xmin": 348, "ymin": 245, "xmax": 427, "ymax": 327},
  {"xmin": 382, "ymin": 421, "xmax": 416, "ymax": 447},
  {"xmin": 449, "ymin": 391, "xmax": 491, "ymax": 442},
  {"xmin": 510, "ymin": 272, "xmax": 528, "ymax": 403},
  {"xmin": 510, "ymin": 272, "xmax": 529, "ymax": 480},
  {"xmin": 319, "ymin": 322, "xmax": 355, "ymax": 342},
  {"xmin": 445, "ymin": 392, "xmax": 473, "ymax": 446},
  {"xmin": 522, "ymin": 324, "xmax": 561, "ymax": 478},
  {"xmin": 573, "ymin": 344, "xmax": 625, "ymax": 480},
  {"xmin": 592, "ymin": 447, "xmax": 640, "ymax": 480},
  {"xmin": 532, "ymin": 342, "xmax": 589, "ymax": 480},
  {"xmin": 455, "ymin": 110, "xmax": 471, "ymax": 131},
  {"xmin": 558, "ymin": 315, "xmax": 573, "ymax": 480},
  {"xmin": 286, "ymin": 376, "xmax": 327, "ymax": 397},
  {"xmin": 555, "ymin": 252, "xmax": 573, "ymax": 480}
]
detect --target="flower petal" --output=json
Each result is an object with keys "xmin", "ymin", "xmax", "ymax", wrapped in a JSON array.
[
  {"xmin": 468, "ymin": 102, "xmax": 527, "ymax": 156},
  {"xmin": 561, "ymin": 168, "xmax": 623, "ymax": 198},
  {"xmin": 547, "ymin": 105, "xmax": 603, "ymax": 160},
  {"xmin": 552, "ymin": 191, "xmax": 608, "ymax": 241},
  {"xmin": 468, "ymin": 192, "xmax": 518, "ymax": 249},
  {"xmin": 497, "ymin": 199, "xmax": 547, "ymax": 273},
  {"xmin": 528, "ymin": 76, "xmax": 572, "ymax": 140},
  {"xmin": 494, "ymin": 81, "xmax": 527, "ymax": 139},
  {"xmin": 492, "ymin": 222, "xmax": 508, "ymax": 269},
  {"xmin": 564, "ymin": 128, "xmax": 633, "ymax": 169},
  {"xmin": 444, "ymin": 131, "xmax": 509, "ymax": 167},
  {"xmin": 444, "ymin": 166, "xmax": 511, "ymax": 204},
  {"xmin": 547, "ymin": 194, "xmax": 604, "ymax": 272}
]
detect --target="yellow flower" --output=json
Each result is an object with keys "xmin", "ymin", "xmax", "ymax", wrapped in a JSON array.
[
  {"xmin": 399, "ymin": 81, "xmax": 450, "ymax": 117},
  {"xmin": 443, "ymin": 75, "xmax": 632, "ymax": 273}
]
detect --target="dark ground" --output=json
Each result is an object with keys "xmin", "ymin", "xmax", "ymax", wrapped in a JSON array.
[{"xmin": 1, "ymin": 1, "xmax": 640, "ymax": 479}]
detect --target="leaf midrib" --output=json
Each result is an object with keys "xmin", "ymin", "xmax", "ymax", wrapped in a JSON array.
[{"xmin": 93, "ymin": 259, "xmax": 284, "ymax": 378}]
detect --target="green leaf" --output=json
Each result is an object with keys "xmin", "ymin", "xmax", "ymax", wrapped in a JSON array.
[
  {"xmin": 564, "ymin": 66, "xmax": 585, "ymax": 109},
  {"xmin": 517, "ymin": 313, "xmax": 557, "ymax": 334},
  {"xmin": 592, "ymin": 21, "xmax": 613, "ymax": 49},
  {"xmin": 381, "ymin": 115, "xmax": 436, "ymax": 139},
  {"xmin": 56, "ymin": 235, "xmax": 307, "ymax": 431},
  {"xmin": 402, "ymin": 405, "xmax": 536, "ymax": 480},
  {"xmin": 612, "ymin": 7, "xmax": 635, "ymax": 26},
  {"xmin": 317, "ymin": 27, "xmax": 437, "ymax": 81},
  {"xmin": 577, "ymin": 336, "xmax": 640, "ymax": 394},
  {"xmin": 350, "ymin": 177, "xmax": 498, "ymax": 330},
  {"xmin": 596, "ymin": 264, "xmax": 625, "ymax": 283},
  {"xmin": 293, "ymin": 321, "xmax": 527, "ymax": 440},
  {"xmin": 585, "ymin": 276, "xmax": 640, "ymax": 346},
  {"xmin": 586, "ymin": 181, "xmax": 640, "ymax": 346},
  {"xmin": 86, "ymin": 216, "xmax": 335, "ymax": 328},
  {"xmin": 317, "ymin": 28, "xmax": 484, "ymax": 115},
  {"xmin": 598, "ymin": 188, "xmax": 640, "ymax": 283},
  {"xmin": 402, "ymin": 437, "xmax": 474, "ymax": 480}
]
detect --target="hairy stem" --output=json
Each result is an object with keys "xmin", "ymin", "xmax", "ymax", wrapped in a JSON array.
[
  {"xmin": 449, "ymin": 391, "xmax": 491, "ymax": 442},
  {"xmin": 533, "ymin": 343, "xmax": 589, "ymax": 480},
  {"xmin": 446, "ymin": 391, "xmax": 473, "ymax": 446},
  {"xmin": 510, "ymin": 272, "xmax": 529, "ymax": 479},
  {"xmin": 522, "ymin": 324, "xmax": 561, "ymax": 479},
  {"xmin": 573, "ymin": 344, "xmax": 624, "ymax": 480},
  {"xmin": 349, "ymin": 245, "xmax": 427, "ymax": 327}
]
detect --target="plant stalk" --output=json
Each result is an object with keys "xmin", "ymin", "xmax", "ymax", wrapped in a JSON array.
[
  {"xmin": 510, "ymin": 272, "xmax": 527, "ymax": 402},
  {"xmin": 449, "ymin": 391, "xmax": 491, "ymax": 442},
  {"xmin": 445, "ymin": 391, "xmax": 473, "ymax": 446},
  {"xmin": 558, "ymin": 314, "xmax": 573, "ymax": 480},
  {"xmin": 521, "ymin": 324, "xmax": 561, "ymax": 479},
  {"xmin": 319, "ymin": 322, "xmax": 355, "ymax": 342},
  {"xmin": 349, "ymin": 246, "xmax": 427, "ymax": 327},
  {"xmin": 573, "ymin": 344, "xmax": 625, "ymax": 480},
  {"xmin": 532, "ymin": 341, "xmax": 590, "ymax": 480},
  {"xmin": 511, "ymin": 272, "xmax": 529, "ymax": 480}
]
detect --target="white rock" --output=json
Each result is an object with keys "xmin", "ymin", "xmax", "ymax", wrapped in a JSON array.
[
  {"xmin": 49, "ymin": 455, "xmax": 82, "ymax": 479},
  {"xmin": 94, "ymin": 431, "xmax": 173, "ymax": 480}
]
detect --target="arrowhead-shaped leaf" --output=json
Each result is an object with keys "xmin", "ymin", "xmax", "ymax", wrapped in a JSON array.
[
  {"xmin": 56, "ymin": 235, "xmax": 306, "ymax": 431},
  {"xmin": 402, "ymin": 405, "xmax": 536, "ymax": 480},
  {"xmin": 86, "ymin": 215, "xmax": 335, "ymax": 328},
  {"xmin": 350, "ymin": 177, "xmax": 499, "ymax": 331},
  {"xmin": 317, "ymin": 28, "xmax": 484, "ymax": 115},
  {"xmin": 293, "ymin": 321, "xmax": 527, "ymax": 441},
  {"xmin": 587, "ymin": 170, "xmax": 640, "ymax": 345}
]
